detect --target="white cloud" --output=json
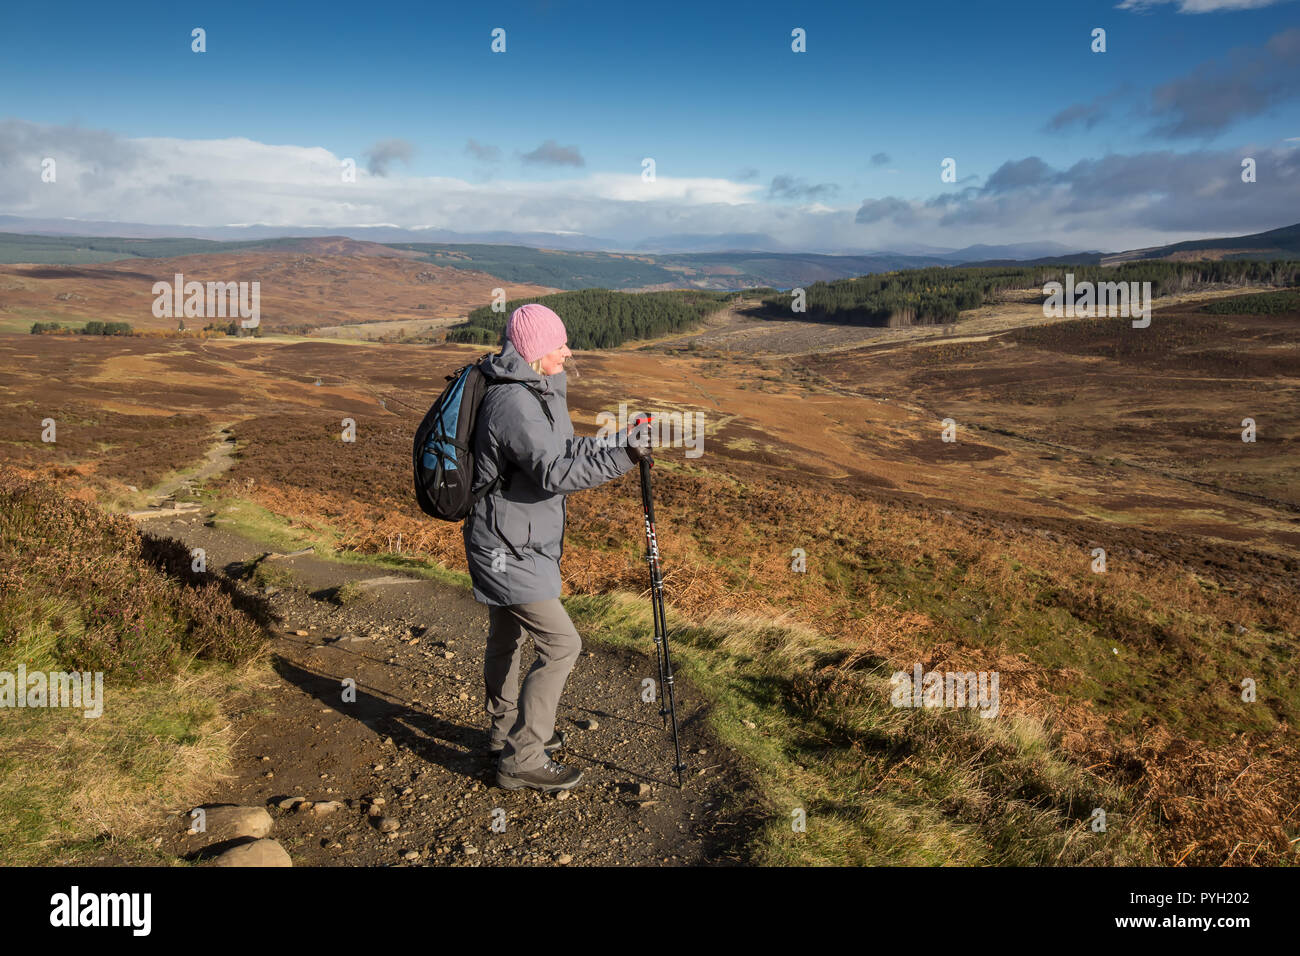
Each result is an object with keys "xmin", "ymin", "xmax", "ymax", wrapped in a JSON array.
[
  {"xmin": 0, "ymin": 119, "xmax": 766, "ymax": 238},
  {"xmin": 2, "ymin": 119, "xmax": 1296, "ymax": 253},
  {"xmin": 568, "ymin": 172, "xmax": 760, "ymax": 204},
  {"xmin": 1117, "ymin": 0, "xmax": 1294, "ymax": 12},
  {"xmin": 855, "ymin": 145, "xmax": 1300, "ymax": 246}
]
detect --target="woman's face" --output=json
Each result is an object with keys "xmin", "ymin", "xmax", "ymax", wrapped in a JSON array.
[{"xmin": 538, "ymin": 343, "xmax": 573, "ymax": 375}]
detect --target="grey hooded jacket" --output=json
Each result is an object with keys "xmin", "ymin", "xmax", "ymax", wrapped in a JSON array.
[{"xmin": 463, "ymin": 340, "xmax": 636, "ymax": 606}]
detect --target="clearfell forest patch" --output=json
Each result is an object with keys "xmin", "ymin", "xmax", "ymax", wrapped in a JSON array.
[{"xmin": 2, "ymin": 260, "xmax": 1298, "ymax": 867}]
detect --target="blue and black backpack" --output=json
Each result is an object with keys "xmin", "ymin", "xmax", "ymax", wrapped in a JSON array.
[{"xmin": 413, "ymin": 355, "xmax": 554, "ymax": 521}]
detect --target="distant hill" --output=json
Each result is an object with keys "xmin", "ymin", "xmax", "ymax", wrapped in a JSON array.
[
  {"xmin": 385, "ymin": 243, "xmax": 680, "ymax": 290},
  {"xmin": 0, "ymin": 219, "xmax": 1296, "ymax": 294},
  {"xmin": 944, "ymin": 240, "xmax": 1086, "ymax": 262},
  {"xmin": 0, "ymin": 232, "xmax": 420, "ymax": 266},
  {"xmin": 0, "ymin": 248, "xmax": 556, "ymax": 334},
  {"xmin": 0, "ymin": 231, "xmax": 950, "ymax": 291},
  {"xmin": 655, "ymin": 251, "xmax": 951, "ymax": 290},
  {"xmin": 0, "ymin": 215, "xmax": 627, "ymax": 252},
  {"xmin": 0, "ymin": 231, "xmax": 259, "ymax": 265},
  {"xmin": 1100, "ymin": 222, "xmax": 1300, "ymax": 265},
  {"xmin": 959, "ymin": 251, "xmax": 1106, "ymax": 268},
  {"xmin": 391, "ymin": 244, "xmax": 953, "ymax": 291},
  {"xmin": 627, "ymin": 232, "xmax": 787, "ymax": 253},
  {"xmin": 958, "ymin": 224, "xmax": 1300, "ymax": 269}
]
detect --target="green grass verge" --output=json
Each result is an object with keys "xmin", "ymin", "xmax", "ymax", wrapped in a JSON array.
[
  {"xmin": 198, "ymin": 489, "xmax": 473, "ymax": 592},
  {"xmin": 564, "ymin": 592, "xmax": 1154, "ymax": 865}
]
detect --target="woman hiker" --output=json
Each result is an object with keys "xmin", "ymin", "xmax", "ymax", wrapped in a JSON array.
[{"xmin": 464, "ymin": 303, "xmax": 653, "ymax": 793}]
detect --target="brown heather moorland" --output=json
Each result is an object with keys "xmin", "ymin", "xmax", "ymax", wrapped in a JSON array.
[
  {"xmin": 0, "ymin": 466, "xmax": 269, "ymax": 862},
  {"xmin": 1, "ymin": 288, "xmax": 1297, "ymax": 864},
  {"xmin": 0, "ymin": 237, "xmax": 556, "ymax": 335}
]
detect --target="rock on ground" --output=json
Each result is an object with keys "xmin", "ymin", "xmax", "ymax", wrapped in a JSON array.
[
  {"xmin": 189, "ymin": 805, "xmax": 274, "ymax": 841},
  {"xmin": 211, "ymin": 838, "xmax": 293, "ymax": 867}
]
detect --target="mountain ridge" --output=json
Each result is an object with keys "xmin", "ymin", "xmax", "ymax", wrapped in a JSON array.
[{"xmin": 0, "ymin": 220, "xmax": 1295, "ymax": 293}]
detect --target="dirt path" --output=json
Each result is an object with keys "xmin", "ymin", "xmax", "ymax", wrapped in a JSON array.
[
  {"xmin": 147, "ymin": 423, "xmax": 241, "ymax": 502},
  {"xmin": 150, "ymin": 511, "xmax": 763, "ymax": 866}
]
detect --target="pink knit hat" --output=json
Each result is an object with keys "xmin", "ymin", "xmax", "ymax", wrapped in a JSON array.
[{"xmin": 506, "ymin": 304, "xmax": 568, "ymax": 363}]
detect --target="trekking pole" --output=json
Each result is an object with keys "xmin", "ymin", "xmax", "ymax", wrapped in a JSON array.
[{"xmin": 632, "ymin": 416, "xmax": 686, "ymax": 788}]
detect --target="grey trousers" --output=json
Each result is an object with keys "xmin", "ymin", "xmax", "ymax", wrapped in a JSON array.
[{"xmin": 485, "ymin": 598, "xmax": 582, "ymax": 774}]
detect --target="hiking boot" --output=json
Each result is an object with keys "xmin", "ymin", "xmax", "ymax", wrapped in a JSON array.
[
  {"xmin": 487, "ymin": 731, "xmax": 565, "ymax": 756},
  {"xmin": 496, "ymin": 758, "xmax": 584, "ymax": 792}
]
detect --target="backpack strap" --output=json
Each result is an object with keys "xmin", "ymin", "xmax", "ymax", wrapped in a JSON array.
[
  {"xmin": 509, "ymin": 381, "xmax": 554, "ymax": 426},
  {"xmin": 482, "ymin": 379, "xmax": 555, "ymax": 447},
  {"xmin": 481, "ymin": 374, "xmax": 554, "ymax": 424}
]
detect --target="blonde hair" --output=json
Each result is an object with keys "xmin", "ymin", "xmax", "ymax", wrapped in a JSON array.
[{"xmin": 501, "ymin": 341, "xmax": 545, "ymax": 376}]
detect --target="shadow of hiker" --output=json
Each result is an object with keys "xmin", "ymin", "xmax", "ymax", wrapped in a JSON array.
[
  {"xmin": 559, "ymin": 746, "xmax": 679, "ymax": 789},
  {"xmin": 558, "ymin": 701, "xmax": 709, "ymax": 788},
  {"xmin": 272, "ymin": 658, "xmax": 487, "ymax": 782}
]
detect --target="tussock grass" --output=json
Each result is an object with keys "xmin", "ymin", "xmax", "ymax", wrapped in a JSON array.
[{"xmin": 332, "ymin": 580, "xmax": 369, "ymax": 606}]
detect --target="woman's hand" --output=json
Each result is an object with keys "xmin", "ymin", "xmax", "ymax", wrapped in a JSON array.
[{"xmin": 625, "ymin": 417, "xmax": 654, "ymax": 465}]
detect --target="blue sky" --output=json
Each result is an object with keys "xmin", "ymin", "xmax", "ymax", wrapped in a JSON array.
[{"xmin": 1, "ymin": 0, "xmax": 1297, "ymax": 252}]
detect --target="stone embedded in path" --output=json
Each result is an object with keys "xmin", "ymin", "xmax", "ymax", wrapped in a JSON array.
[
  {"xmin": 614, "ymin": 782, "xmax": 651, "ymax": 798},
  {"xmin": 188, "ymin": 805, "xmax": 273, "ymax": 841},
  {"xmin": 211, "ymin": 838, "xmax": 293, "ymax": 867},
  {"xmin": 312, "ymin": 800, "xmax": 345, "ymax": 816}
]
